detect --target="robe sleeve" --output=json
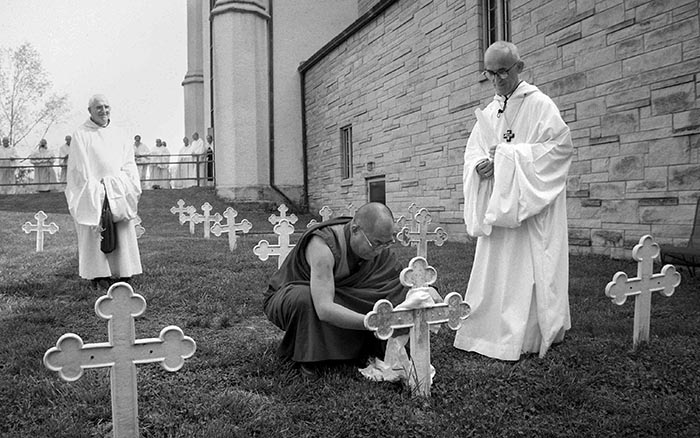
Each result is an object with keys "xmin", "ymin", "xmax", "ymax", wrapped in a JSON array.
[
  {"xmin": 463, "ymin": 117, "xmax": 496, "ymax": 237},
  {"xmin": 103, "ymin": 143, "xmax": 141, "ymax": 222},
  {"xmin": 484, "ymin": 97, "xmax": 573, "ymax": 228}
]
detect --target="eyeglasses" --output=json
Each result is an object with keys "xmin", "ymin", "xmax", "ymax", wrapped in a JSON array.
[
  {"xmin": 482, "ymin": 61, "xmax": 519, "ymax": 80},
  {"xmin": 358, "ymin": 227, "xmax": 395, "ymax": 250}
]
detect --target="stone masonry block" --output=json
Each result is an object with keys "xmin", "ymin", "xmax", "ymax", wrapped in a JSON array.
[
  {"xmin": 646, "ymin": 17, "xmax": 699, "ymax": 52},
  {"xmin": 652, "ymin": 81, "xmax": 696, "ymax": 116},
  {"xmin": 590, "ymin": 181, "xmax": 626, "ymax": 199},
  {"xmin": 669, "ymin": 164, "xmax": 700, "ymax": 191},
  {"xmin": 646, "ymin": 136, "xmax": 690, "ymax": 166},
  {"xmin": 609, "ymin": 155, "xmax": 644, "ymax": 181},
  {"xmin": 600, "ymin": 200, "xmax": 638, "ymax": 223},
  {"xmin": 673, "ymin": 109, "xmax": 700, "ymax": 133},
  {"xmin": 627, "ymin": 166, "xmax": 668, "ymax": 192},
  {"xmin": 622, "ymin": 45, "xmax": 683, "ymax": 76},
  {"xmin": 601, "ymin": 109, "xmax": 638, "ymax": 137},
  {"xmin": 639, "ymin": 204, "xmax": 697, "ymax": 224}
]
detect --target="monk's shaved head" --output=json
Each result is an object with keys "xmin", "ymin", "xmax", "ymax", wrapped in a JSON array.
[{"xmin": 353, "ymin": 202, "xmax": 395, "ymax": 237}]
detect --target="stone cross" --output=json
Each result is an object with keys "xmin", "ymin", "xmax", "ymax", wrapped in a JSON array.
[
  {"xmin": 364, "ymin": 256, "xmax": 470, "ymax": 397},
  {"xmin": 191, "ymin": 202, "xmax": 222, "ymax": 239},
  {"xmin": 43, "ymin": 282, "xmax": 196, "ymax": 438},
  {"xmin": 397, "ymin": 208, "xmax": 448, "ymax": 259},
  {"xmin": 269, "ymin": 203, "xmax": 298, "ymax": 225},
  {"xmin": 341, "ymin": 203, "xmax": 356, "ymax": 217},
  {"xmin": 253, "ymin": 218, "xmax": 296, "ymax": 268},
  {"xmin": 395, "ymin": 203, "xmax": 418, "ymax": 233},
  {"xmin": 605, "ymin": 235, "xmax": 681, "ymax": 347},
  {"xmin": 211, "ymin": 207, "xmax": 252, "ymax": 251},
  {"xmin": 169, "ymin": 199, "xmax": 190, "ymax": 223},
  {"xmin": 306, "ymin": 205, "xmax": 334, "ymax": 228},
  {"xmin": 134, "ymin": 215, "xmax": 145, "ymax": 239},
  {"xmin": 180, "ymin": 205, "xmax": 198, "ymax": 235},
  {"xmin": 22, "ymin": 210, "xmax": 59, "ymax": 252}
]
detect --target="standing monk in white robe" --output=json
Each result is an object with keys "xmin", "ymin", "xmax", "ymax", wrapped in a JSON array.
[
  {"xmin": 454, "ymin": 41, "xmax": 573, "ymax": 361},
  {"xmin": 65, "ymin": 94, "xmax": 142, "ymax": 287},
  {"xmin": 149, "ymin": 138, "xmax": 172, "ymax": 189},
  {"xmin": 133, "ymin": 135, "xmax": 150, "ymax": 189},
  {"xmin": 57, "ymin": 135, "xmax": 71, "ymax": 185},
  {"xmin": 29, "ymin": 139, "xmax": 58, "ymax": 192},
  {"xmin": 0, "ymin": 136, "xmax": 19, "ymax": 194}
]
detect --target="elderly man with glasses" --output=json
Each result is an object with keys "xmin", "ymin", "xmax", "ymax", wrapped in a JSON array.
[
  {"xmin": 454, "ymin": 41, "xmax": 574, "ymax": 361},
  {"xmin": 263, "ymin": 202, "xmax": 407, "ymax": 380}
]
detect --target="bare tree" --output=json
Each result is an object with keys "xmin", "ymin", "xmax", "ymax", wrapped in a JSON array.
[{"xmin": 0, "ymin": 42, "xmax": 69, "ymax": 147}]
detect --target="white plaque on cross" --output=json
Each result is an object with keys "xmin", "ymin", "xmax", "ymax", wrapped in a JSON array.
[
  {"xmin": 192, "ymin": 202, "xmax": 222, "ymax": 239},
  {"xmin": 43, "ymin": 282, "xmax": 196, "ymax": 438},
  {"xmin": 605, "ymin": 235, "xmax": 681, "ymax": 347},
  {"xmin": 397, "ymin": 208, "xmax": 448, "ymax": 259},
  {"xmin": 22, "ymin": 210, "xmax": 59, "ymax": 252},
  {"xmin": 253, "ymin": 218, "xmax": 296, "ymax": 268},
  {"xmin": 269, "ymin": 203, "xmax": 298, "ymax": 225},
  {"xmin": 211, "ymin": 207, "xmax": 252, "ymax": 251},
  {"xmin": 364, "ymin": 256, "xmax": 470, "ymax": 397}
]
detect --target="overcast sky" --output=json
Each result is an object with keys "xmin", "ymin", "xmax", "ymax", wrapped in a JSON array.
[{"xmin": 0, "ymin": 0, "xmax": 187, "ymax": 155}]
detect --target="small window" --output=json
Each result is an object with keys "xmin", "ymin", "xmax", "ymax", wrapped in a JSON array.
[
  {"xmin": 483, "ymin": 0, "xmax": 511, "ymax": 47},
  {"xmin": 340, "ymin": 125, "xmax": 353, "ymax": 179},
  {"xmin": 367, "ymin": 177, "xmax": 386, "ymax": 204}
]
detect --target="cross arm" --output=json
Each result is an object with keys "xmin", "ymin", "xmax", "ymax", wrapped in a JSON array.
[{"xmin": 44, "ymin": 334, "xmax": 115, "ymax": 382}]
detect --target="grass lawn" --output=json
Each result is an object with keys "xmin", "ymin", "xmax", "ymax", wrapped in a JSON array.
[{"xmin": 1, "ymin": 187, "xmax": 699, "ymax": 438}]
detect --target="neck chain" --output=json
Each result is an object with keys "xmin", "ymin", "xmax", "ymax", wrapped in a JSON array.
[{"xmin": 499, "ymin": 81, "xmax": 526, "ymax": 143}]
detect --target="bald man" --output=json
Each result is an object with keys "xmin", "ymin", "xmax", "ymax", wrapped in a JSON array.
[
  {"xmin": 263, "ymin": 202, "xmax": 408, "ymax": 378},
  {"xmin": 454, "ymin": 41, "xmax": 573, "ymax": 361},
  {"xmin": 0, "ymin": 136, "xmax": 19, "ymax": 194},
  {"xmin": 65, "ymin": 94, "xmax": 142, "ymax": 288}
]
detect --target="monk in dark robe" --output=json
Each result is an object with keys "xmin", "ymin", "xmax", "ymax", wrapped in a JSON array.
[{"xmin": 263, "ymin": 202, "xmax": 407, "ymax": 376}]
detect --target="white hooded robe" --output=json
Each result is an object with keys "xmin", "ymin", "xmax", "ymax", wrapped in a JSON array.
[
  {"xmin": 454, "ymin": 81, "xmax": 573, "ymax": 361},
  {"xmin": 65, "ymin": 118, "xmax": 142, "ymax": 280}
]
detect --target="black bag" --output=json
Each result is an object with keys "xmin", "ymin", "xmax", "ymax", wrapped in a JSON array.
[{"xmin": 100, "ymin": 193, "xmax": 117, "ymax": 253}]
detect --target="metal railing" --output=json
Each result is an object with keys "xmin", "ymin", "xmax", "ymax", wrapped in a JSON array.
[{"xmin": 0, "ymin": 152, "xmax": 215, "ymax": 193}]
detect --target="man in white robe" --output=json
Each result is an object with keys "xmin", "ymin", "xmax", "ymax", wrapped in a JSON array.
[
  {"xmin": 149, "ymin": 138, "xmax": 172, "ymax": 189},
  {"xmin": 65, "ymin": 94, "xmax": 142, "ymax": 286},
  {"xmin": 133, "ymin": 135, "xmax": 150, "ymax": 189},
  {"xmin": 57, "ymin": 135, "xmax": 71, "ymax": 185},
  {"xmin": 454, "ymin": 41, "xmax": 573, "ymax": 361},
  {"xmin": 190, "ymin": 132, "xmax": 206, "ymax": 185},
  {"xmin": 28, "ymin": 139, "xmax": 58, "ymax": 192},
  {"xmin": 0, "ymin": 136, "xmax": 19, "ymax": 194}
]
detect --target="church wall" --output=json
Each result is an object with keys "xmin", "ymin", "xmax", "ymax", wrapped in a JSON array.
[
  {"xmin": 271, "ymin": 0, "xmax": 358, "ymax": 204},
  {"xmin": 302, "ymin": 0, "xmax": 700, "ymax": 256}
]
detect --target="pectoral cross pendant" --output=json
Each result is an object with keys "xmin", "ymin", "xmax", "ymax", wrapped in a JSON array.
[{"xmin": 504, "ymin": 130, "xmax": 515, "ymax": 142}]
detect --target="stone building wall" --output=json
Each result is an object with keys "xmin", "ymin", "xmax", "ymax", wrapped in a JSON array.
[{"xmin": 302, "ymin": 0, "xmax": 700, "ymax": 256}]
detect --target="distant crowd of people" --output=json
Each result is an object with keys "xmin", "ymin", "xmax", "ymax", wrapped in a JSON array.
[{"xmin": 0, "ymin": 130, "xmax": 215, "ymax": 194}]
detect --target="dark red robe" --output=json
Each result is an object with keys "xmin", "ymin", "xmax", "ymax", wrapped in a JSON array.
[{"xmin": 263, "ymin": 217, "xmax": 407, "ymax": 363}]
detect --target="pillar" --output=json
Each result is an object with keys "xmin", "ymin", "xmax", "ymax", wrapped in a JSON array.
[
  {"xmin": 183, "ymin": 0, "xmax": 205, "ymax": 138},
  {"xmin": 211, "ymin": 0, "xmax": 273, "ymax": 201}
]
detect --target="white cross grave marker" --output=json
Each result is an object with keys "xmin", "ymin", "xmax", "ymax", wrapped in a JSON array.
[
  {"xmin": 395, "ymin": 203, "xmax": 418, "ymax": 233},
  {"xmin": 341, "ymin": 203, "xmax": 356, "ymax": 217},
  {"xmin": 22, "ymin": 210, "xmax": 59, "ymax": 252},
  {"xmin": 191, "ymin": 202, "xmax": 222, "ymax": 239},
  {"xmin": 169, "ymin": 199, "xmax": 190, "ymax": 223},
  {"xmin": 180, "ymin": 205, "xmax": 198, "ymax": 235},
  {"xmin": 364, "ymin": 256, "xmax": 470, "ymax": 397},
  {"xmin": 269, "ymin": 203, "xmax": 298, "ymax": 225},
  {"xmin": 211, "ymin": 207, "xmax": 252, "ymax": 251},
  {"xmin": 134, "ymin": 215, "xmax": 145, "ymax": 239},
  {"xmin": 605, "ymin": 235, "xmax": 681, "ymax": 347},
  {"xmin": 43, "ymin": 282, "xmax": 196, "ymax": 438},
  {"xmin": 306, "ymin": 205, "xmax": 334, "ymax": 228},
  {"xmin": 397, "ymin": 208, "xmax": 448, "ymax": 259},
  {"xmin": 253, "ymin": 218, "xmax": 296, "ymax": 268}
]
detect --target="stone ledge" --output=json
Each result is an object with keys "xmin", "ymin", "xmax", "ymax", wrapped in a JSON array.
[{"xmin": 581, "ymin": 199, "xmax": 602, "ymax": 207}]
